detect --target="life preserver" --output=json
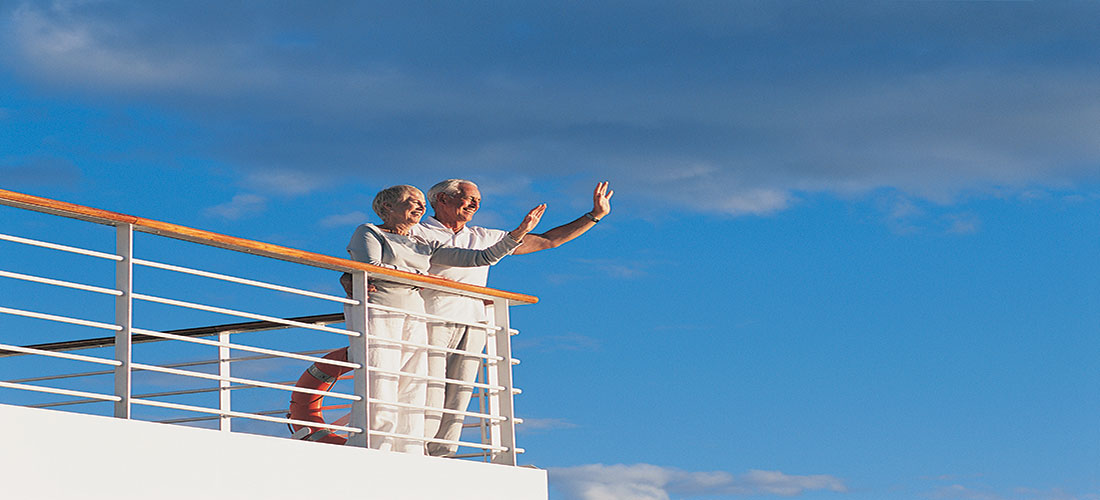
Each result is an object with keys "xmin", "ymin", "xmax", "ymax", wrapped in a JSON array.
[{"xmin": 288, "ymin": 347, "xmax": 353, "ymax": 444}]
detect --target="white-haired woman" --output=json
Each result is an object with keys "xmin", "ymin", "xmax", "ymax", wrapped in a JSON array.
[{"xmin": 345, "ymin": 185, "xmax": 542, "ymax": 454}]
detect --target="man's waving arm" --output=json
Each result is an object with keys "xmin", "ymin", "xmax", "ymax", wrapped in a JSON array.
[{"xmin": 513, "ymin": 181, "xmax": 613, "ymax": 255}]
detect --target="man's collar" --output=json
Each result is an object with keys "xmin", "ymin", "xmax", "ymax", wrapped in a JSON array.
[{"xmin": 424, "ymin": 215, "xmax": 468, "ymax": 234}]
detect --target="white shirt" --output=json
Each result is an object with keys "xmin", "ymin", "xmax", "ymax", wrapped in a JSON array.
[{"xmin": 408, "ymin": 216, "xmax": 508, "ymax": 323}]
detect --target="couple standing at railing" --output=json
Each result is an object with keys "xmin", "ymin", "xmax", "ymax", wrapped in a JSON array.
[{"xmin": 293, "ymin": 179, "xmax": 612, "ymax": 455}]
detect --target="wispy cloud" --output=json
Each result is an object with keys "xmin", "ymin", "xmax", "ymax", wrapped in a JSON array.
[
  {"xmin": 574, "ymin": 258, "xmax": 651, "ymax": 279},
  {"xmin": 1, "ymin": 156, "xmax": 82, "ymax": 187},
  {"xmin": 931, "ymin": 484, "xmax": 1006, "ymax": 500},
  {"xmin": 319, "ymin": 210, "xmax": 370, "ymax": 228},
  {"xmin": 512, "ymin": 332, "xmax": 600, "ymax": 353},
  {"xmin": 518, "ymin": 417, "xmax": 578, "ymax": 431},
  {"xmin": 244, "ymin": 168, "xmax": 330, "ymax": 196},
  {"xmin": 551, "ymin": 463, "xmax": 848, "ymax": 500},
  {"xmin": 923, "ymin": 476, "xmax": 1099, "ymax": 500},
  {"xmin": 203, "ymin": 193, "xmax": 266, "ymax": 220},
  {"xmin": 943, "ymin": 212, "xmax": 980, "ymax": 235}
]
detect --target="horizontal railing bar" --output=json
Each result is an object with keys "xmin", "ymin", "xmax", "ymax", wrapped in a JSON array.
[
  {"xmin": 132, "ymin": 398, "xmax": 362, "ymax": 434},
  {"xmin": 29, "ymin": 377, "xmax": 312, "ymax": 407},
  {"xmin": 0, "ymin": 314, "xmax": 346, "ymax": 357},
  {"xmin": 0, "ymin": 269, "xmax": 122, "ymax": 296},
  {"xmin": 0, "ymin": 306, "xmax": 122, "ymax": 332},
  {"xmin": 30, "ymin": 398, "xmax": 101, "ymax": 408},
  {"xmin": 0, "ymin": 342, "xmax": 122, "ymax": 367},
  {"xmin": 131, "ymin": 328, "xmax": 361, "ymax": 370},
  {"xmin": 29, "ymin": 385, "xmax": 232, "ymax": 408},
  {"xmin": 131, "ymin": 363, "xmax": 360, "ymax": 401},
  {"xmin": 0, "ymin": 188, "xmax": 537, "ymax": 305},
  {"xmin": 0, "ymin": 232, "xmax": 123, "ymax": 261},
  {"xmin": 0, "ymin": 381, "xmax": 121, "ymax": 402},
  {"xmin": 157, "ymin": 408, "xmax": 288, "ymax": 425},
  {"xmin": 362, "ymin": 330, "xmax": 505, "ymax": 363},
  {"xmin": 371, "ymin": 366, "xmax": 505, "ymax": 392},
  {"xmin": 450, "ymin": 452, "xmax": 493, "ymax": 459},
  {"xmin": 367, "ymin": 302, "xmax": 505, "ymax": 333},
  {"xmin": 422, "ymin": 434, "xmax": 507, "ymax": 452},
  {"xmin": 132, "ymin": 293, "xmax": 359, "ymax": 337},
  {"xmin": 133, "ymin": 258, "xmax": 358, "ymax": 305},
  {"xmin": 367, "ymin": 397, "xmax": 506, "ymax": 420},
  {"xmin": 363, "ymin": 429, "xmax": 509, "ymax": 453},
  {"xmin": 10, "ymin": 369, "xmax": 113, "ymax": 384},
  {"xmin": 10, "ymin": 348, "xmax": 348, "ymax": 384}
]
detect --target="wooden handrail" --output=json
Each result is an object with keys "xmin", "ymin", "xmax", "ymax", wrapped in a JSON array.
[{"xmin": 0, "ymin": 188, "xmax": 537, "ymax": 305}]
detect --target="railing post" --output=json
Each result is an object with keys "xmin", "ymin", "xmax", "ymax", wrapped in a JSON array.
[
  {"xmin": 346, "ymin": 270, "xmax": 370, "ymax": 448},
  {"xmin": 218, "ymin": 331, "xmax": 231, "ymax": 432},
  {"xmin": 486, "ymin": 298, "xmax": 517, "ymax": 465},
  {"xmin": 113, "ymin": 223, "xmax": 133, "ymax": 419}
]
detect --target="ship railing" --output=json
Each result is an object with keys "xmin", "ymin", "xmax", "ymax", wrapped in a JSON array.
[{"xmin": 0, "ymin": 188, "xmax": 536, "ymax": 465}]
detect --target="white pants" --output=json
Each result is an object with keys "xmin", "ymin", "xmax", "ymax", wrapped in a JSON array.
[
  {"xmin": 424, "ymin": 322, "xmax": 488, "ymax": 456},
  {"xmin": 361, "ymin": 309, "xmax": 428, "ymax": 454}
]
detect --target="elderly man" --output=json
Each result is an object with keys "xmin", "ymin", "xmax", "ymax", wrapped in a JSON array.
[{"xmin": 409, "ymin": 179, "xmax": 613, "ymax": 456}]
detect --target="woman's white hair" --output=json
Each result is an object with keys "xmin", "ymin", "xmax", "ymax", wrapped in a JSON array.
[
  {"xmin": 426, "ymin": 179, "xmax": 477, "ymax": 210},
  {"xmin": 372, "ymin": 185, "xmax": 421, "ymax": 218}
]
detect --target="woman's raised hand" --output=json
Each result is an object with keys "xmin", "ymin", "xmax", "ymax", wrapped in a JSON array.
[{"xmin": 509, "ymin": 204, "xmax": 547, "ymax": 241}]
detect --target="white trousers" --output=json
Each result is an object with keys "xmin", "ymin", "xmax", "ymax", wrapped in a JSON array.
[
  {"xmin": 424, "ymin": 322, "xmax": 488, "ymax": 456},
  {"xmin": 348, "ymin": 306, "xmax": 428, "ymax": 454}
]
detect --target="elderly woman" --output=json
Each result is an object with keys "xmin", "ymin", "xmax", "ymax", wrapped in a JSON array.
[{"xmin": 345, "ymin": 184, "xmax": 543, "ymax": 454}]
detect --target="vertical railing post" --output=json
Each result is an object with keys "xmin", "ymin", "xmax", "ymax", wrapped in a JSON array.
[
  {"xmin": 113, "ymin": 223, "xmax": 133, "ymax": 419},
  {"xmin": 478, "ymin": 359, "xmax": 491, "ymax": 462},
  {"xmin": 346, "ymin": 270, "xmax": 371, "ymax": 448},
  {"xmin": 218, "ymin": 331, "xmax": 231, "ymax": 432},
  {"xmin": 486, "ymin": 298, "xmax": 517, "ymax": 465}
]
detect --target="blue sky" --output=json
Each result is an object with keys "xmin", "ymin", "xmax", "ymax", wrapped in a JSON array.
[{"xmin": 1, "ymin": 1, "xmax": 1099, "ymax": 499}]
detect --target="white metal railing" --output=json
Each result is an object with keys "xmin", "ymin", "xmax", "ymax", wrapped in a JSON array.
[{"xmin": 0, "ymin": 188, "xmax": 535, "ymax": 465}]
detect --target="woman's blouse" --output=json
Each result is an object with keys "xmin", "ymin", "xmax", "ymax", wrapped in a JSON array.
[{"xmin": 346, "ymin": 223, "xmax": 520, "ymax": 309}]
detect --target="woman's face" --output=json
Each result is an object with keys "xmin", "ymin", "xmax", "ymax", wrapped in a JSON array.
[{"xmin": 384, "ymin": 189, "xmax": 426, "ymax": 226}]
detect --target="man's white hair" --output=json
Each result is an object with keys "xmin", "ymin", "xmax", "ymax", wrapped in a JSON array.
[
  {"xmin": 372, "ymin": 184, "xmax": 421, "ymax": 218},
  {"xmin": 426, "ymin": 179, "xmax": 477, "ymax": 210}
]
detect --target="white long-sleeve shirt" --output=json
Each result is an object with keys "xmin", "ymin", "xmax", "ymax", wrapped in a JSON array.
[{"xmin": 408, "ymin": 217, "xmax": 509, "ymax": 323}]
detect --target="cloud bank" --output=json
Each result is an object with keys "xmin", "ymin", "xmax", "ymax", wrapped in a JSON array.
[
  {"xmin": 551, "ymin": 463, "xmax": 847, "ymax": 500},
  {"xmin": 5, "ymin": 1, "xmax": 1100, "ymax": 214}
]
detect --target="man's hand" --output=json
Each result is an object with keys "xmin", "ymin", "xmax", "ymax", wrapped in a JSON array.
[
  {"xmin": 509, "ymin": 204, "xmax": 547, "ymax": 241},
  {"xmin": 591, "ymin": 181, "xmax": 613, "ymax": 219}
]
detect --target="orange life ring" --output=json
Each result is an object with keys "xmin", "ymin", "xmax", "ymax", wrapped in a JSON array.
[{"xmin": 288, "ymin": 347, "xmax": 353, "ymax": 444}]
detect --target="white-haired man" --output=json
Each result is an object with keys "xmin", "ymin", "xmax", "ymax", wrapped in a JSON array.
[{"xmin": 409, "ymin": 179, "xmax": 613, "ymax": 456}]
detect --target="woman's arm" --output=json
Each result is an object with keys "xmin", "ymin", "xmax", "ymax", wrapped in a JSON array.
[
  {"xmin": 430, "ymin": 204, "xmax": 546, "ymax": 267},
  {"xmin": 347, "ymin": 224, "xmax": 400, "ymax": 270}
]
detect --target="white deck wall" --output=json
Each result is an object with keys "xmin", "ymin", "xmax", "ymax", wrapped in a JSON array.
[{"xmin": 0, "ymin": 404, "xmax": 547, "ymax": 500}]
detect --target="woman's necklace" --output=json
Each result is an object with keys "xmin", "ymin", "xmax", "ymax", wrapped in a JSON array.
[{"xmin": 378, "ymin": 225, "xmax": 408, "ymax": 236}]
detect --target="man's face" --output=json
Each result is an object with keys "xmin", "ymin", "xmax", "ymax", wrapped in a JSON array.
[{"xmin": 438, "ymin": 183, "xmax": 481, "ymax": 224}]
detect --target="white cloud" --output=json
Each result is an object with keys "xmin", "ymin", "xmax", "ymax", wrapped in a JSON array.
[
  {"xmin": 512, "ymin": 332, "xmax": 600, "ymax": 353},
  {"xmin": 319, "ymin": 211, "xmax": 370, "ymax": 228},
  {"xmin": 244, "ymin": 169, "xmax": 330, "ymax": 196},
  {"xmin": 1, "ymin": 156, "xmax": 82, "ymax": 187},
  {"xmin": 573, "ymin": 258, "xmax": 650, "ymax": 279},
  {"xmin": 931, "ymin": 484, "xmax": 1006, "ymax": 500},
  {"xmin": 943, "ymin": 212, "xmax": 980, "ymax": 235},
  {"xmin": 551, "ymin": 463, "xmax": 848, "ymax": 500},
  {"xmin": 518, "ymin": 417, "xmax": 578, "ymax": 431},
  {"xmin": 203, "ymin": 193, "xmax": 266, "ymax": 220}
]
